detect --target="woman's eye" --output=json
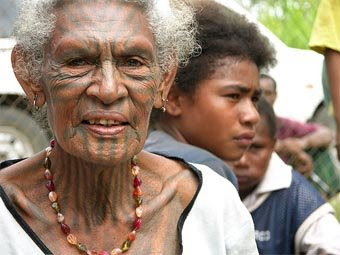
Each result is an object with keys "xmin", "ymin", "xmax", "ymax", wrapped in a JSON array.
[
  {"xmin": 67, "ymin": 58, "xmax": 89, "ymax": 67},
  {"xmin": 126, "ymin": 58, "xmax": 143, "ymax": 67}
]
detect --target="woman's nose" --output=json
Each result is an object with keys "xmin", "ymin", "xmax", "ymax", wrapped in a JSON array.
[{"xmin": 87, "ymin": 61, "xmax": 128, "ymax": 105}]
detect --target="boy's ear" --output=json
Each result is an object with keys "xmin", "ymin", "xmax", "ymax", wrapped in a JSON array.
[
  {"xmin": 11, "ymin": 45, "xmax": 46, "ymax": 107},
  {"xmin": 153, "ymin": 64, "xmax": 177, "ymax": 109}
]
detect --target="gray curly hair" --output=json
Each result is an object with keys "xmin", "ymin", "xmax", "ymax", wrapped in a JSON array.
[{"xmin": 13, "ymin": 0, "xmax": 200, "ymax": 83}]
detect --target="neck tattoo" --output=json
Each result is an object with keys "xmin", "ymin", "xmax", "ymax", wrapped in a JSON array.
[{"xmin": 43, "ymin": 140, "xmax": 143, "ymax": 255}]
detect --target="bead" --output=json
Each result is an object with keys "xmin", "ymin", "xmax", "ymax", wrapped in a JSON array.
[
  {"xmin": 50, "ymin": 139, "xmax": 56, "ymax": 148},
  {"xmin": 43, "ymin": 157, "xmax": 51, "ymax": 169},
  {"xmin": 87, "ymin": 251, "xmax": 98, "ymax": 255},
  {"xmin": 111, "ymin": 248, "xmax": 122, "ymax": 255},
  {"xmin": 41, "ymin": 145, "xmax": 143, "ymax": 254},
  {"xmin": 57, "ymin": 213, "xmax": 65, "ymax": 223},
  {"xmin": 51, "ymin": 202, "xmax": 61, "ymax": 213},
  {"xmin": 127, "ymin": 230, "xmax": 136, "ymax": 242},
  {"xmin": 45, "ymin": 147, "xmax": 52, "ymax": 157},
  {"xmin": 133, "ymin": 187, "xmax": 142, "ymax": 198},
  {"xmin": 133, "ymin": 176, "xmax": 142, "ymax": 188},
  {"xmin": 77, "ymin": 243, "xmax": 87, "ymax": 253},
  {"xmin": 135, "ymin": 197, "xmax": 143, "ymax": 206},
  {"xmin": 48, "ymin": 191, "xmax": 58, "ymax": 202},
  {"xmin": 121, "ymin": 240, "xmax": 131, "ymax": 252},
  {"xmin": 46, "ymin": 180, "xmax": 55, "ymax": 192},
  {"xmin": 131, "ymin": 155, "xmax": 138, "ymax": 166},
  {"xmin": 67, "ymin": 234, "xmax": 78, "ymax": 245},
  {"xmin": 131, "ymin": 166, "xmax": 140, "ymax": 176},
  {"xmin": 133, "ymin": 218, "xmax": 142, "ymax": 230},
  {"xmin": 135, "ymin": 206, "xmax": 143, "ymax": 218},
  {"xmin": 44, "ymin": 169, "xmax": 53, "ymax": 180},
  {"xmin": 60, "ymin": 222, "xmax": 70, "ymax": 235}
]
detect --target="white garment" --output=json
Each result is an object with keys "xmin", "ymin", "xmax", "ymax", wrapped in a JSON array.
[
  {"xmin": 243, "ymin": 153, "xmax": 340, "ymax": 255},
  {"xmin": 182, "ymin": 163, "xmax": 258, "ymax": 255},
  {"xmin": 0, "ymin": 163, "xmax": 258, "ymax": 255},
  {"xmin": 0, "ymin": 197, "xmax": 46, "ymax": 254}
]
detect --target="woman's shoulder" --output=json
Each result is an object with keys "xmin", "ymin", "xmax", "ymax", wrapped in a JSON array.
[
  {"xmin": 0, "ymin": 159, "xmax": 26, "ymax": 170},
  {"xmin": 0, "ymin": 152, "xmax": 45, "ymax": 188},
  {"xmin": 141, "ymin": 150, "xmax": 199, "ymax": 206}
]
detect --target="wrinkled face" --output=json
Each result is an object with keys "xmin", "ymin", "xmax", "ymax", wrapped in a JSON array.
[
  {"xmin": 177, "ymin": 58, "xmax": 260, "ymax": 161},
  {"xmin": 40, "ymin": 1, "xmax": 163, "ymax": 164},
  {"xmin": 229, "ymin": 117, "xmax": 275, "ymax": 198},
  {"xmin": 259, "ymin": 77, "xmax": 276, "ymax": 106}
]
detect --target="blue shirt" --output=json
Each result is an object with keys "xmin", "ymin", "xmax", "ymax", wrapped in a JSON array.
[{"xmin": 144, "ymin": 130, "xmax": 238, "ymax": 189}]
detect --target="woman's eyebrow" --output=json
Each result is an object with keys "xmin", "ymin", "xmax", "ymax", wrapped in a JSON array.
[{"xmin": 53, "ymin": 38, "xmax": 98, "ymax": 58}]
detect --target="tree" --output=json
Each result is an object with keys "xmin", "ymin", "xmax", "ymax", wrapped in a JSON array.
[{"xmin": 237, "ymin": 0, "xmax": 321, "ymax": 49}]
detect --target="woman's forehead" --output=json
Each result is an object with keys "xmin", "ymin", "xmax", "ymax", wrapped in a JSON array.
[{"xmin": 53, "ymin": 1, "xmax": 154, "ymax": 43}]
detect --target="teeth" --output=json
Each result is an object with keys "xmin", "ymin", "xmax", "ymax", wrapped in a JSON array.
[
  {"xmin": 87, "ymin": 119, "xmax": 121, "ymax": 126},
  {"xmin": 99, "ymin": 119, "xmax": 108, "ymax": 125}
]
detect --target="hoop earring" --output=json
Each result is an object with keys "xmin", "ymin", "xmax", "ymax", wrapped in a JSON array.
[
  {"xmin": 161, "ymin": 98, "xmax": 168, "ymax": 113},
  {"xmin": 33, "ymin": 94, "xmax": 39, "ymax": 111}
]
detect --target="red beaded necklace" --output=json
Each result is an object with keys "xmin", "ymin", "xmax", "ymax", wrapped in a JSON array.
[{"xmin": 43, "ymin": 140, "xmax": 143, "ymax": 255}]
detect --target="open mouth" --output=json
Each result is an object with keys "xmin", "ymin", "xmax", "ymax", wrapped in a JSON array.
[{"xmin": 82, "ymin": 119, "xmax": 128, "ymax": 127}]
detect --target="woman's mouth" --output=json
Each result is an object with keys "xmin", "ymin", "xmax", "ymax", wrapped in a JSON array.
[
  {"xmin": 83, "ymin": 119, "xmax": 128, "ymax": 127},
  {"xmin": 82, "ymin": 119, "xmax": 129, "ymax": 136}
]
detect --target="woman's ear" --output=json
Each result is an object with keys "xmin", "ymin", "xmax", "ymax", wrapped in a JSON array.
[
  {"xmin": 11, "ymin": 45, "xmax": 46, "ymax": 107},
  {"xmin": 153, "ymin": 64, "xmax": 177, "ymax": 109}
]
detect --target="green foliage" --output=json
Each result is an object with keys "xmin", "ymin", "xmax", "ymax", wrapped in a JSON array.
[{"xmin": 237, "ymin": 0, "xmax": 321, "ymax": 49}]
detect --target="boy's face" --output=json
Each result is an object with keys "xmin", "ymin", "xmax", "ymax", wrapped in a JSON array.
[
  {"xmin": 259, "ymin": 77, "xmax": 276, "ymax": 106},
  {"xmin": 174, "ymin": 58, "xmax": 261, "ymax": 161},
  {"xmin": 229, "ymin": 117, "xmax": 275, "ymax": 198}
]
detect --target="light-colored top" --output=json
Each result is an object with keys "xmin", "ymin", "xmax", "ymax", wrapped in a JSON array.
[
  {"xmin": 309, "ymin": 0, "xmax": 340, "ymax": 54},
  {"xmin": 182, "ymin": 163, "xmax": 258, "ymax": 255},
  {"xmin": 243, "ymin": 153, "xmax": 340, "ymax": 255},
  {"xmin": 0, "ymin": 162, "xmax": 258, "ymax": 255}
]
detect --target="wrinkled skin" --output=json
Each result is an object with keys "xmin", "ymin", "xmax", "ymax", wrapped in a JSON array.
[{"xmin": 42, "ymin": 1, "xmax": 162, "ymax": 165}]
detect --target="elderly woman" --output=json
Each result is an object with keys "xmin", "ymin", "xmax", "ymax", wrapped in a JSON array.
[{"xmin": 0, "ymin": 0, "xmax": 258, "ymax": 254}]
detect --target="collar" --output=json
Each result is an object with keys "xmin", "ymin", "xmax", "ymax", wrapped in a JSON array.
[{"xmin": 243, "ymin": 153, "xmax": 292, "ymax": 212}]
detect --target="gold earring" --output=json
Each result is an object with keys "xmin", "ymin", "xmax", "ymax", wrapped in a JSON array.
[{"xmin": 161, "ymin": 98, "xmax": 168, "ymax": 113}]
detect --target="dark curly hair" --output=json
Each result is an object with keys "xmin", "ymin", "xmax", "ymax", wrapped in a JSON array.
[
  {"xmin": 257, "ymin": 96, "xmax": 277, "ymax": 140},
  {"xmin": 175, "ymin": 0, "xmax": 277, "ymax": 95}
]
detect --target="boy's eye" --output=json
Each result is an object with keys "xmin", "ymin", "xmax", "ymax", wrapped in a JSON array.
[
  {"xmin": 249, "ymin": 144, "xmax": 263, "ymax": 151},
  {"xmin": 226, "ymin": 94, "xmax": 240, "ymax": 99},
  {"xmin": 252, "ymin": 95, "xmax": 260, "ymax": 103}
]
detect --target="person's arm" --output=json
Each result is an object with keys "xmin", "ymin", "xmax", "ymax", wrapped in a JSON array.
[
  {"xmin": 275, "ymin": 124, "xmax": 333, "ymax": 176},
  {"xmin": 325, "ymin": 48, "xmax": 340, "ymax": 160},
  {"xmin": 296, "ymin": 203, "xmax": 340, "ymax": 255},
  {"xmin": 289, "ymin": 124, "xmax": 333, "ymax": 150},
  {"xmin": 275, "ymin": 139, "xmax": 313, "ymax": 176}
]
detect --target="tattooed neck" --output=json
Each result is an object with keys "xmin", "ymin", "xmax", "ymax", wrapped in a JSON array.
[{"xmin": 48, "ymin": 146, "xmax": 134, "ymax": 228}]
